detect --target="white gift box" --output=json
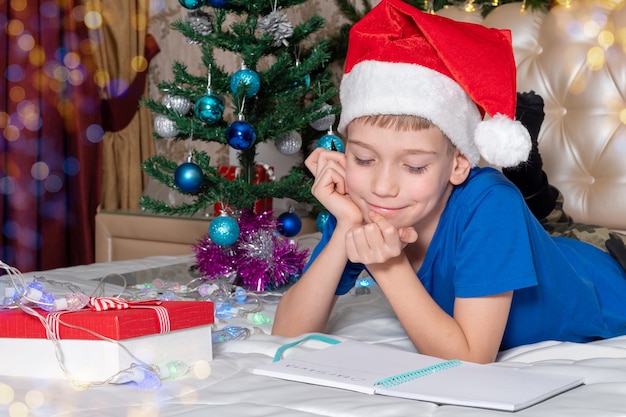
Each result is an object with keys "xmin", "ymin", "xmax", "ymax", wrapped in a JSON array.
[{"xmin": 0, "ymin": 325, "xmax": 213, "ymax": 382}]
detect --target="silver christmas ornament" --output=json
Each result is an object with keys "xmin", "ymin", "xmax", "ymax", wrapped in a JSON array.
[
  {"xmin": 162, "ymin": 94, "xmax": 192, "ymax": 115},
  {"xmin": 154, "ymin": 114, "xmax": 179, "ymax": 137},
  {"xmin": 185, "ymin": 9, "xmax": 213, "ymax": 45},
  {"xmin": 309, "ymin": 103, "xmax": 336, "ymax": 131},
  {"xmin": 258, "ymin": 9, "xmax": 293, "ymax": 47},
  {"xmin": 275, "ymin": 131, "xmax": 302, "ymax": 155}
]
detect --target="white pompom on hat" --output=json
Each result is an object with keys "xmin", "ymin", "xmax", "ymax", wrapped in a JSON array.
[{"xmin": 337, "ymin": 0, "xmax": 531, "ymax": 168}]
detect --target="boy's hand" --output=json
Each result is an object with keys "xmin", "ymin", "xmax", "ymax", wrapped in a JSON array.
[
  {"xmin": 345, "ymin": 211, "xmax": 418, "ymax": 265},
  {"xmin": 306, "ymin": 148, "xmax": 363, "ymax": 226}
]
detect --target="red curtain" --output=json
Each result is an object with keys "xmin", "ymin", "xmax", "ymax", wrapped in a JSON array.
[{"xmin": 1, "ymin": 0, "xmax": 101, "ymax": 272}]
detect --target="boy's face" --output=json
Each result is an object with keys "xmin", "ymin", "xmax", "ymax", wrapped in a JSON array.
[{"xmin": 345, "ymin": 119, "xmax": 470, "ymax": 231}]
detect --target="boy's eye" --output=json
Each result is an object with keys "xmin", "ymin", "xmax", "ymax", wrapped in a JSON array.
[
  {"xmin": 353, "ymin": 156, "xmax": 373, "ymax": 165},
  {"xmin": 405, "ymin": 164, "xmax": 427, "ymax": 174}
]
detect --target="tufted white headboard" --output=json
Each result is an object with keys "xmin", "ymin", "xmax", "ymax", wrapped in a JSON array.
[{"xmin": 441, "ymin": 1, "xmax": 626, "ymax": 232}]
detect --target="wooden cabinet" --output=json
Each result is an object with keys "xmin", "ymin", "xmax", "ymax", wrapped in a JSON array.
[
  {"xmin": 95, "ymin": 209, "xmax": 316, "ymax": 263},
  {"xmin": 95, "ymin": 209, "xmax": 212, "ymax": 263}
]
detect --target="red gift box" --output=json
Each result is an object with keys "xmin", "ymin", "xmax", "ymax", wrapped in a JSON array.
[
  {"xmin": 0, "ymin": 300, "xmax": 215, "ymax": 380},
  {"xmin": 214, "ymin": 164, "xmax": 273, "ymax": 214},
  {"xmin": 0, "ymin": 300, "xmax": 214, "ymax": 340}
]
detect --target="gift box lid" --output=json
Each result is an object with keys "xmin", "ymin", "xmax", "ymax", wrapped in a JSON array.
[{"xmin": 0, "ymin": 300, "xmax": 214, "ymax": 341}]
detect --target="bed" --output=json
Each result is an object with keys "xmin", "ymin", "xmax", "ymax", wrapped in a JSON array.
[
  {"xmin": 4, "ymin": 1, "xmax": 626, "ymax": 416},
  {"xmin": 4, "ymin": 250, "xmax": 626, "ymax": 416}
]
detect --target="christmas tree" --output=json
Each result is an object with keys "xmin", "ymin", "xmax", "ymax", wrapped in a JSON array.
[
  {"xmin": 141, "ymin": 0, "xmax": 340, "ymax": 290},
  {"xmin": 142, "ymin": 0, "xmax": 340, "ymax": 213}
]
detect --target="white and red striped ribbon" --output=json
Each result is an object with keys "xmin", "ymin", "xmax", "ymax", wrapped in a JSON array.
[
  {"xmin": 45, "ymin": 311, "xmax": 65, "ymax": 339},
  {"xmin": 89, "ymin": 298, "xmax": 171, "ymax": 333},
  {"xmin": 133, "ymin": 305, "xmax": 171, "ymax": 333},
  {"xmin": 43, "ymin": 298, "xmax": 171, "ymax": 340},
  {"xmin": 89, "ymin": 297, "xmax": 129, "ymax": 311}
]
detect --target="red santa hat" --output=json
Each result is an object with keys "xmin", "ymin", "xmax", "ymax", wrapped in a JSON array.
[{"xmin": 337, "ymin": 0, "xmax": 531, "ymax": 168}]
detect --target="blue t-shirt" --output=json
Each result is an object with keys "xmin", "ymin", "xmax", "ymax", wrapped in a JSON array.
[{"xmin": 306, "ymin": 167, "xmax": 626, "ymax": 350}]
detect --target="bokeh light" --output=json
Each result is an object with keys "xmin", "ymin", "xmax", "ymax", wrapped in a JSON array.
[
  {"xmin": 31, "ymin": 162, "xmax": 50, "ymax": 181},
  {"xmin": 63, "ymin": 157, "xmax": 81, "ymax": 175},
  {"xmin": 69, "ymin": 68, "xmax": 86, "ymax": 86},
  {"xmin": 131, "ymin": 55, "xmax": 148, "ymax": 72},
  {"xmin": 9, "ymin": 86, "xmax": 25, "ymax": 103},
  {"xmin": 84, "ymin": 10, "xmax": 103, "ymax": 30},
  {"xmin": 93, "ymin": 69, "xmax": 110, "ymax": 89},
  {"xmin": 8, "ymin": 401, "xmax": 29, "ymax": 417},
  {"xmin": 40, "ymin": 1, "xmax": 60, "ymax": 18},
  {"xmin": 10, "ymin": 0, "xmax": 27, "ymax": 12},
  {"xmin": 86, "ymin": 124, "xmax": 104, "ymax": 143},
  {"xmin": 5, "ymin": 65, "xmax": 25, "ymax": 82},
  {"xmin": 63, "ymin": 52, "xmax": 81, "ymax": 69},
  {"xmin": 45, "ymin": 175, "xmax": 64, "ymax": 193},
  {"xmin": 583, "ymin": 20, "xmax": 600, "ymax": 39},
  {"xmin": 72, "ymin": 5, "xmax": 87, "ymax": 22},
  {"xmin": 0, "ymin": 383, "xmax": 14, "ymax": 404},
  {"xmin": 17, "ymin": 101, "xmax": 42, "ymax": 132},
  {"xmin": 2, "ymin": 221, "xmax": 19, "ymax": 240},
  {"xmin": 133, "ymin": 12, "xmax": 148, "ymax": 31},
  {"xmin": 17, "ymin": 32, "xmax": 35, "ymax": 52},
  {"xmin": 2, "ymin": 124, "xmax": 20, "ymax": 142},
  {"xmin": 7, "ymin": 19, "xmax": 25, "ymax": 36},
  {"xmin": 29, "ymin": 46, "xmax": 46, "ymax": 66},
  {"xmin": 586, "ymin": 46, "xmax": 605, "ymax": 70},
  {"xmin": 598, "ymin": 30, "xmax": 614, "ymax": 48},
  {"xmin": 24, "ymin": 390, "xmax": 45, "ymax": 410},
  {"xmin": 53, "ymin": 64, "xmax": 70, "ymax": 82}
]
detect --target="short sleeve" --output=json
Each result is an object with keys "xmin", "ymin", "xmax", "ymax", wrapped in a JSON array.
[{"xmin": 452, "ymin": 183, "xmax": 538, "ymax": 297}]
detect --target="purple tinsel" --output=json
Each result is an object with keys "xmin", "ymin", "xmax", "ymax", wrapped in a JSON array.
[{"xmin": 192, "ymin": 210, "xmax": 309, "ymax": 291}]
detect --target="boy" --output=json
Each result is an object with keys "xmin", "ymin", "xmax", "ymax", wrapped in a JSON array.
[{"xmin": 272, "ymin": 0, "xmax": 626, "ymax": 363}]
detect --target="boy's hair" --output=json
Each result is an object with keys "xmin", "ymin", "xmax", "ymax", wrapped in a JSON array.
[{"xmin": 353, "ymin": 114, "xmax": 456, "ymax": 155}]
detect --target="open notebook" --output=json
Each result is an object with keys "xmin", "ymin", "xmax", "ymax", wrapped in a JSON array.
[{"xmin": 253, "ymin": 339, "xmax": 584, "ymax": 412}]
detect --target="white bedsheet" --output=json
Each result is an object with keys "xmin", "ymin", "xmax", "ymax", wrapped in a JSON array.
[{"xmin": 3, "ymin": 252, "xmax": 626, "ymax": 416}]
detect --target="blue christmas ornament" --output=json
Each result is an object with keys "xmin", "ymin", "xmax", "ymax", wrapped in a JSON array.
[
  {"xmin": 178, "ymin": 0, "xmax": 204, "ymax": 9},
  {"xmin": 174, "ymin": 161, "xmax": 203, "ymax": 192},
  {"xmin": 230, "ymin": 68, "xmax": 261, "ymax": 98},
  {"xmin": 316, "ymin": 133, "xmax": 345, "ymax": 153},
  {"xmin": 208, "ymin": 0, "xmax": 228, "ymax": 8},
  {"xmin": 209, "ymin": 214, "xmax": 240, "ymax": 246},
  {"xmin": 290, "ymin": 60, "xmax": 310, "ymax": 89},
  {"xmin": 315, "ymin": 210, "xmax": 331, "ymax": 232},
  {"xmin": 226, "ymin": 120, "xmax": 256, "ymax": 150},
  {"xmin": 194, "ymin": 94, "xmax": 224, "ymax": 124},
  {"xmin": 292, "ymin": 73, "xmax": 310, "ymax": 89},
  {"xmin": 277, "ymin": 209, "xmax": 302, "ymax": 237},
  {"xmin": 302, "ymin": 74, "xmax": 311, "ymax": 88}
]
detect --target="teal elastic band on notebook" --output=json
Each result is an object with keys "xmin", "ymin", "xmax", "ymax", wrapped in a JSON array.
[
  {"xmin": 374, "ymin": 359, "xmax": 463, "ymax": 388},
  {"xmin": 273, "ymin": 334, "xmax": 342, "ymax": 362}
]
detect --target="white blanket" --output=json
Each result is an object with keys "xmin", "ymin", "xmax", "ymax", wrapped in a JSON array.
[{"xmin": 4, "ymin": 252, "xmax": 626, "ymax": 416}]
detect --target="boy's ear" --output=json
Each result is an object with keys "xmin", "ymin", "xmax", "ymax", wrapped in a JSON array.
[{"xmin": 450, "ymin": 150, "xmax": 471, "ymax": 185}]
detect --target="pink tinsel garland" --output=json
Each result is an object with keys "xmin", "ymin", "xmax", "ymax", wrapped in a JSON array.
[{"xmin": 192, "ymin": 210, "xmax": 309, "ymax": 291}]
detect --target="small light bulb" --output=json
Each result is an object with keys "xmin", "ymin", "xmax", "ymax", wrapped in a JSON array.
[
  {"xmin": 53, "ymin": 293, "xmax": 90, "ymax": 311},
  {"xmin": 160, "ymin": 360, "xmax": 189, "ymax": 380},
  {"xmin": 130, "ymin": 367, "xmax": 161, "ymax": 390}
]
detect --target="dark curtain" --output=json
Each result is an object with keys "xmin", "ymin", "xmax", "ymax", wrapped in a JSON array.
[{"xmin": 1, "ymin": 1, "xmax": 102, "ymax": 272}]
